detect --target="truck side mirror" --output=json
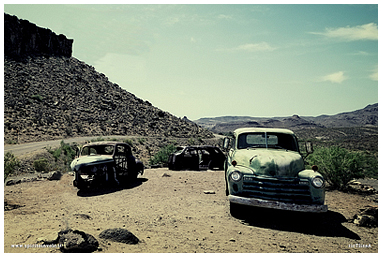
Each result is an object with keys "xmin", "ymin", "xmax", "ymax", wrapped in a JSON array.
[
  {"xmin": 75, "ymin": 146, "xmax": 81, "ymax": 158},
  {"xmin": 305, "ymin": 142, "xmax": 313, "ymax": 154},
  {"xmin": 223, "ymin": 137, "xmax": 230, "ymax": 150}
]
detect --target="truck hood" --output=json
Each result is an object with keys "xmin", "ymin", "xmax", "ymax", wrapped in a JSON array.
[
  {"xmin": 232, "ymin": 149, "xmax": 304, "ymax": 178},
  {"xmin": 70, "ymin": 155, "xmax": 114, "ymax": 171}
]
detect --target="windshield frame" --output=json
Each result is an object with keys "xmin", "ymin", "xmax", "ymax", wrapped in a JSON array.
[{"xmin": 236, "ymin": 132, "xmax": 299, "ymax": 152}]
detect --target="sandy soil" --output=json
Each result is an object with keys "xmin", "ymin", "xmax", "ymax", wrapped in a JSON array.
[{"xmin": 4, "ymin": 168, "xmax": 378, "ymax": 253}]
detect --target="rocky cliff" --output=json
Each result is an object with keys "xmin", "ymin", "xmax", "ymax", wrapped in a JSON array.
[
  {"xmin": 5, "ymin": 13, "xmax": 73, "ymax": 60},
  {"xmin": 4, "ymin": 14, "xmax": 213, "ymax": 144}
]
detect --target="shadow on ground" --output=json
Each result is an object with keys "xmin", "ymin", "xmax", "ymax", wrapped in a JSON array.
[
  {"xmin": 76, "ymin": 178, "xmax": 148, "ymax": 197},
  {"xmin": 232, "ymin": 205, "xmax": 360, "ymax": 240}
]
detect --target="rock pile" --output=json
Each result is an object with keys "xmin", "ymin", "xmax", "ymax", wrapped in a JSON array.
[
  {"xmin": 351, "ymin": 206, "xmax": 378, "ymax": 227},
  {"xmin": 4, "ymin": 15, "xmax": 214, "ymax": 144}
]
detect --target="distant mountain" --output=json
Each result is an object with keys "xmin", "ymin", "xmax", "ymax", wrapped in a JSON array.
[
  {"xmin": 194, "ymin": 103, "xmax": 378, "ymax": 133},
  {"xmin": 303, "ymin": 103, "xmax": 378, "ymax": 128}
]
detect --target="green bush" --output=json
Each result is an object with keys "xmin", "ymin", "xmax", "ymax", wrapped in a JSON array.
[
  {"xmin": 4, "ymin": 152, "xmax": 20, "ymax": 181},
  {"xmin": 47, "ymin": 141, "xmax": 77, "ymax": 169},
  {"xmin": 187, "ymin": 138, "xmax": 196, "ymax": 145},
  {"xmin": 149, "ymin": 144, "xmax": 177, "ymax": 166},
  {"xmin": 306, "ymin": 146, "xmax": 366, "ymax": 190},
  {"xmin": 362, "ymin": 154, "xmax": 378, "ymax": 179},
  {"xmin": 91, "ymin": 136, "xmax": 105, "ymax": 142},
  {"xmin": 138, "ymin": 138, "xmax": 146, "ymax": 145},
  {"xmin": 33, "ymin": 158, "xmax": 50, "ymax": 173},
  {"xmin": 31, "ymin": 94, "xmax": 43, "ymax": 102},
  {"xmin": 123, "ymin": 138, "xmax": 134, "ymax": 147},
  {"xmin": 51, "ymin": 148, "xmax": 62, "ymax": 161}
]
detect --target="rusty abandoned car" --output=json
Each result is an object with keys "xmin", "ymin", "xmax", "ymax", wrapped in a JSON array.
[
  {"xmin": 168, "ymin": 146, "xmax": 225, "ymax": 171},
  {"xmin": 223, "ymin": 128, "xmax": 327, "ymax": 216},
  {"xmin": 71, "ymin": 141, "xmax": 144, "ymax": 189}
]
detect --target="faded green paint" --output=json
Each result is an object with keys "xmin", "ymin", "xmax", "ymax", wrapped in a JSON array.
[
  {"xmin": 232, "ymin": 150, "xmax": 304, "ymax": 177},
  {"xmin": 225, "ymin": 127, "xmax": 327, "ymax": 212}
]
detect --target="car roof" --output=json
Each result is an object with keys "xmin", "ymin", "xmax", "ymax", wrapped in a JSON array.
[{"xmin": 233, "ymin": 127, "xmax": 295, "ymax": 136}]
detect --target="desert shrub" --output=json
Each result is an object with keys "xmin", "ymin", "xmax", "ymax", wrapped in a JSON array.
[
  {"xmin": 4, "ymin": 152, "xmax": 20, "ymax": 181},
  {"xmin": 306, "ymin": 146, "xmax": 366, "ymax": 190},
  {"xmin": 149, "ymin": 144, "xmax": 177, "ymax": 166},
  {"xmin": 123, "ymin": 138, "xmax": 134, "ymax": 147},
  {"xmin": 31, "ymin": 94, "xmax": 43, "ymax": 102},
  {"xmin": 138, "ymin": 138, "xmax": 146, "ymax": 145},
  {"xmin": 33, "ymin": 158, "xmax": 50, "ymax": 173},
  {"xmin": 91, "ymin": 136, "xmax": 105, "ymax": 142},
  {"xmin": 359, "ymin": 153, "xmax": 378, "ymax": 179},
  {"xmin": 51, "ymin": 148, "xmax": 62, "ymax": 161},
  {"xmin": 60, "ymin": 141, "xmax": 76, "ymax": 164},
  {"xmin": 47, "ymin": 141, "xmax": 77, "ymax": 169},
  {"xmin": 187, "ymin": 138, "xmax": 196, "ymax": 145}
]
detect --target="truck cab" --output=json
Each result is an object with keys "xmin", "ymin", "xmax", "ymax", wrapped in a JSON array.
[{"xmin": 223, "ymin": 128, "xmax": 327, "ymax": 216}]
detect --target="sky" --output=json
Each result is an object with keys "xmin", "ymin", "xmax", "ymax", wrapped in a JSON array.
[{"xmin": 3, "ymin": 4, "xmax": 378, "ymax": 120}]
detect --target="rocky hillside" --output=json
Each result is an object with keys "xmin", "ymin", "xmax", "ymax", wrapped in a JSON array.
[
  {"xmin": 4, "ymin": 14, "xmax": 213, "ymax": 144},
  {"xmin": 303, "ymin": 103, "xmax": 378, "ymax": 128}
]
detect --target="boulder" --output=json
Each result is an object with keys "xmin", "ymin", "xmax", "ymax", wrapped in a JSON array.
[
  {"xmin": 58, "ymin": 229, "xmax": 99, "ymax": 253},
  {"xmin": 47, "ymin": 171, "xmax": 62, "ymax": 181},
  {"xmin": 6, "ymin": 179, "xmax": 21, "ymax": 186},
  {"xmin": 99, "ymin": 228, "xmax": 139, "ymax": 244},
  {"xmin": 352, "ymin": 206, "xmax": 378, "ymax": 227}
]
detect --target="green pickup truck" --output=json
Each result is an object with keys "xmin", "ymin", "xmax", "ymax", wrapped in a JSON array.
[{"xmin": 223, "ymin": 128, "xmax": 327, "ymax": 216}]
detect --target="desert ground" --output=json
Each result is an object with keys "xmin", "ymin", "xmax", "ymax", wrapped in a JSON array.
[{"xmin": 4, "ymin": 168, "xmax": 378, "ymax": 253}]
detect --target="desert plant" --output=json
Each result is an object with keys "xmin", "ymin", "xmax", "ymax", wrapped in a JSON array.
[
  {"xmin": 123, "ymin": 138, "xmax": 134, "ymax": 147},
  {"xmin": 138, "ymin": 138, "xmax": 146, "ymax": 145},
  {"xmin": 4, "ymin": 152, "xmax": 20, "ymax": 181},
  {"xmin": 187, "ymin": 138, "xmax": 196, "ymax": 145},
  {"xmin": 91, "ymin": 136, "xmax": 105, "ymax": 142},
  {"xmin": 33, "ymin": 158, "xmax": 50, "ymax": 173},
  {"xmin": 306, "ymin": 146, "xmax": 366, "ymax": 190},
  {"xmin": 47, "ymin": 141, "xmax": 77, "ymax": 169},
  {"xmin": 149, "ymin": 144, "xmax": 177, "ymax": 166},
  {"xmin": 31, "ymin": 94, "xmax": 43, "ymax": 102}
]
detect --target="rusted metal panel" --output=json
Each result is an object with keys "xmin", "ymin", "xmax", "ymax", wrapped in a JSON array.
[{"xmin": 229, "ymin": 195, "xmax": 328, "ymax": 213}]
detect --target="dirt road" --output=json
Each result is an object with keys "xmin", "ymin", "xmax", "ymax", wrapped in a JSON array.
[{"xmin": 4, "ymin": 168, "xmax": 378, "ymax": 253}]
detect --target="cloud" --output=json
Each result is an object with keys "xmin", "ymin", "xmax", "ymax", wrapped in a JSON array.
[
  {"xmin": 217, "ymin": 42, "xmax": 276, "ymax": 52},
  {"xmin": 322, "ymin": 71, "xmax": 347, "ymax": 84},
  {"xmin": 311, "ymin": 23, "xmax": 378, "ymax": 41},
  {"xmin": 369, "ymin": 69, "xmax": 378, "ymax": 81},
  {"xmin": 217, "ymin": 14, "xmax": 233, "ymax": 20}
]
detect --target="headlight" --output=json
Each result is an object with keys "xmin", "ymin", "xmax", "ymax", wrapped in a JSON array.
[
  {"xmin": 312, "ymin": 177, "xmax": 324, "ymax": 188},
  {"xmin": 230, "ymin": 171, "xmax": 242, "ymax": 182}
]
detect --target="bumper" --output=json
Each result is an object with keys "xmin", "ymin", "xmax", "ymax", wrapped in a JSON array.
[{"xmin": 228, "ymin": 195, "xmax": 328, "ymax": 213}]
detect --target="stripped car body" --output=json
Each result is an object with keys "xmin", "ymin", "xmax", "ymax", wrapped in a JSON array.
[
  {"xmin": 71, "ymin": 141, "xmax": 144, "ymax": 189},
  {"xmin": 168, "ymin": 146, "xmax": 225, "ymax": 170},
  {"xmin": 223, "ymin": 128, "xmax": 327, "ymax": 214}
]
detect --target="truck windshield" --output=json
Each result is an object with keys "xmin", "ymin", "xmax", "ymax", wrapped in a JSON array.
[{"xmin": 237, "ymin": 132, "xmax": 298, "ymax": 152}]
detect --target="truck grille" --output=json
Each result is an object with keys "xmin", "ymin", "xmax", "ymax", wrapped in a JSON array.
[{"xmin": 241, "ymin": 175, "xmax": 312, "ymax": 204}]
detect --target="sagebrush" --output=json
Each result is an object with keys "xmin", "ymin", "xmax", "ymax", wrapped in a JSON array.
[
  {"xmin": 306, "ymin": 146, "xmax": 369, "ymax": 190},
  {"xmin": 4, "ymin": 152, "xmax": 20, "ymax": 181},
  {"xmin": 149, "ymin": 144, "xmax": 177, "ymax": 166}
]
